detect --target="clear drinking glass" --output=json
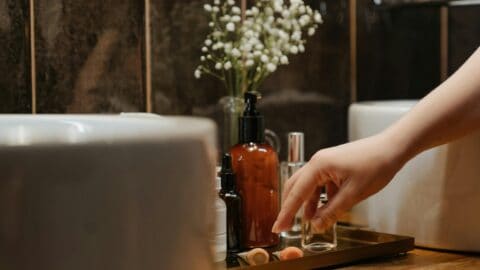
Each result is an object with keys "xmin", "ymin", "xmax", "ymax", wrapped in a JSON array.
[{"xmin": 301, "ymin": 193, "xmax": 337, "ymax": 252}]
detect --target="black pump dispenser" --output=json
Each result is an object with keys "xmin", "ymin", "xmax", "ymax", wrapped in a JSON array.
[
  {"xmin": 239, "ymin": 92, "xmax": 265, "ymax": 143},
  {"xmin": 220, "ymin": 153, "xmax": 236, "ymax": 191}
]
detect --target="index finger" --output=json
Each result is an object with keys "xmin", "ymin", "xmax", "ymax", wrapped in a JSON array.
[{"xmin": 273, "ymin": 162, "xmax": 326, "ymax": 233}]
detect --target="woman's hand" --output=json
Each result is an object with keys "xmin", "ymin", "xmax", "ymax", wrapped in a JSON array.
[
  {"xmin": 272, "ymin": 133, "xmax": 407, "ymax": 233},
  {"xmin": 273, "ymin": 48, "xmax": 480, "ymax": 234}
]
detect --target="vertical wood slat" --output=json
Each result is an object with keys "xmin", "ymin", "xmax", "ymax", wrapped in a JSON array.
[
  {"xmin": 440, "ymin": 6, "xmax": 448, "ymax": 82},
  {"xmin": 145, "ymin": 0, "xmax": 152, "ymax": 113},
  {"xmin": 29, "ymin": 0, "xmax": 36, "ymax": 113},
  {"xmin": 349, "ymin": 0, "xmax": 357, "ymax": 103}
]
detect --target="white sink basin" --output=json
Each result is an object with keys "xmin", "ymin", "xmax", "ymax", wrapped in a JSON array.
[
  {"xmin": 0, "ymin": 114, "xmax": 217, "ymax": 270},
  {"xmin": 349, "ymin": 101, "xmax": 480, "ymax": 252}
]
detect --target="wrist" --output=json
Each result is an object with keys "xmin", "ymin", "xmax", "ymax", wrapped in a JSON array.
[{"xmin": 376, "ymin": 129, "xmax": 414, "ymax": 169}]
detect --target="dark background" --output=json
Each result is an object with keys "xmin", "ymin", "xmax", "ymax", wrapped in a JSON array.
[{"xmin": 0, "ymin": 0, "xmax": 479, "ymax": 160}]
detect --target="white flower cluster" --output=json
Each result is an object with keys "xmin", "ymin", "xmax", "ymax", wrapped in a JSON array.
[{"xmin": 195, "ymin": 0, "xmax": 322, "ymax": 96}]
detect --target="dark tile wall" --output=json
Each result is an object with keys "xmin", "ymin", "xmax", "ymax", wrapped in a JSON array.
[
  {"xmin": 150, "ymin": 0, "xmax": 351, "ymax": 160},
  {"xmin": 1, "ymin": 1, "xmax": 479, "ymax": 158},
  {"xmin": 0, "ymin": 0, "xmax": 31, "ymax": 113},
  {"xmin": 356, "ymin": 0, "xmax": 441, "ymax": 100},
  {"xmin": 260, "ymin": 0, "xmax": 351, "ymax": 159},
  {"xmin": 150, "ymin": 1, "xmax": 222, "ymax": 116},
  {"xmin": 448, "ymin": 5, "xmax": 480, "ymax": 74},
  {"xmin": 34, "ymin": 0, "xmax": 145, "ymax": 113}
]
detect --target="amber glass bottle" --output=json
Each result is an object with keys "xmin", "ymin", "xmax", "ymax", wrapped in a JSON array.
[
  {"xmin": 230, "ymin": 92, "xmax": 280, "ymax": 248},
  {"xmin": 219, "ymin": 153, "xmax": 243, "ymax": 254}
]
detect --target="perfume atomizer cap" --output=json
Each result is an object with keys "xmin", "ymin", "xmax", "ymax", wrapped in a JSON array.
[{"xmin": 287, "ymin": 132, "xmax": 304, "ymax": 163}]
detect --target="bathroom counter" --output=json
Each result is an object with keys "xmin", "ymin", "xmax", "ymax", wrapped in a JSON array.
[{"xmin": 339, "ymin": 248, "xmax": 480, "ymax": 269}]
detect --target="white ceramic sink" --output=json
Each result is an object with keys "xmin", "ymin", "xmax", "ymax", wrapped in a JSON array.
[
  {"xmin": 349, "ymin": 101, "xmax": 480, "ymax": 252},
  {"xmin": 0, "ymin": 114, "xmax": 217, "ymax": 270}
]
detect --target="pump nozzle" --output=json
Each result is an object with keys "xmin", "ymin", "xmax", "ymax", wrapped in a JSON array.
[
  {"xmin": 243, "ymin": 92, "xmax": 260, "ymax": 116},
  {"xmin": 239, "ymin": 91, "xmax": 265, "ymax": 144}
]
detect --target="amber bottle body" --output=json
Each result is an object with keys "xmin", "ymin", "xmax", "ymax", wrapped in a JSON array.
[{"xmin": 230, "ymin": 143, "xmax": 280, "ymax": 248}]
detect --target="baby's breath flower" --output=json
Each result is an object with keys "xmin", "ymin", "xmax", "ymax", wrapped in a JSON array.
[
  {"xmin": 306, "ymin": 6, "xmax": 313, "ymax": 15},
  {"xmin": 231, "ymin": 48, "xmax": 241, "ymax": 58},
  {"xmin": 221, "ymin": 15, "xmax": 231, "ymax": 22},
  {"xmin": 314, "ymin": 12, "xmax": 322, "ymax": 23},
  {"xmin": 260, "ymin": 54, "xmax": 269, "ymax": 63},
  {"xmin": 255, "ymin": 43, "xmax": 264, "ymax": 50},
  {"xmin": 224, "ymin": 42, "xmax": 233, "ymax": 53},
  {"xmin": 226, "ymin": 22, "xmax": 235, "ymax": 32},
  {"xmin": 298, "ymin": 44, "xmax": 305, "ymax": 52},
  {"xmin": 196, "ymin": 0, "xmax": 322, "ymax": 95},
  {"xmin": 299, "ymin": 5, "xmax": 306, "ymax": 14},
  {"xmin": 213, "ymin": 42, "xmax": 224, "ymax": 50},
  {"xmin": 194, "ymin": 69, "xmax": 202, "ymax": 78},
  {"xmin": 290, "ymin": 45, "xmax": 298, "ymax": 54},
  {"xmin": 231, "ymin": 15, "xmax": 241, "ymax": 23},
  {"xmin": 291, "ymin": 31, "xmax": 301, "ymax": 41},
  {"xmin": 266, "ymin": 63, "xmax": 277, "ymax": 72},
  {"xmin": 299, "ymin": 14, "xmax": 310, "ymax": 26}
]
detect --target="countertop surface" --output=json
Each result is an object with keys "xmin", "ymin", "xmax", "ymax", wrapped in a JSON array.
[{"xmin": 339, "ymin": 248, "xmax": 480, "ymax": 269}]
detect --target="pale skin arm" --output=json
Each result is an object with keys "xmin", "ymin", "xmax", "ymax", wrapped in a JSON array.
[{"xmin": 272, "ymin": 47, "xmax": 480, "ymax": 233}]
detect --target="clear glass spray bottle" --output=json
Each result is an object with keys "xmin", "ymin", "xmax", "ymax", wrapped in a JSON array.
[{"xmin": 280, "ymin": 132, "xmax": 306, "ymax": 239}]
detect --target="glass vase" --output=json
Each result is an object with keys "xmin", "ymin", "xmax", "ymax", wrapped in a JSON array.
[{"xmin": 219, "ymin": 96, "xmax": 244, "ymax": 153}]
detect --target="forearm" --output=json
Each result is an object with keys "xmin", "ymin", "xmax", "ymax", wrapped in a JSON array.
[{"xmin": 384, "ymin": 47, "xmax": 480, "ymax": 162}]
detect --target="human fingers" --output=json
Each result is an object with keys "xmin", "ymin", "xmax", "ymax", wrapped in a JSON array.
[
  {"xmin": 310, "ymin": 181, "xmax": 356, "ymax": 232},
  {"xmin": 281, "ymin": 166, "xmax": 303, "ymax": 204},
  {"xmin": 326, "ymin": 182, "xmax": 338, "ymax": 201},
  {"xmin": 303, "ymin": 186, "xmax": 322, "ymax": 221},
  {"xmin": 273, "ymin": 162, "xmax": 326, "ymax": 233}
]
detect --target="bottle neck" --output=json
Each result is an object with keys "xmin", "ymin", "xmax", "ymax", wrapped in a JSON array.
[
  {"xmin": 221, "ymin": 175, "xmax": 236, "ymax": 192},
  {"xmin": 239, "ymin": 116, "xmax": 265, "ymax": 143}
]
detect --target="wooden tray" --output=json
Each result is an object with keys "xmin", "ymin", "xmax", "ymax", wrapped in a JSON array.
[{"xmin": 217, "ymin": 226, "xmax": 414, "ymax": 269}]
